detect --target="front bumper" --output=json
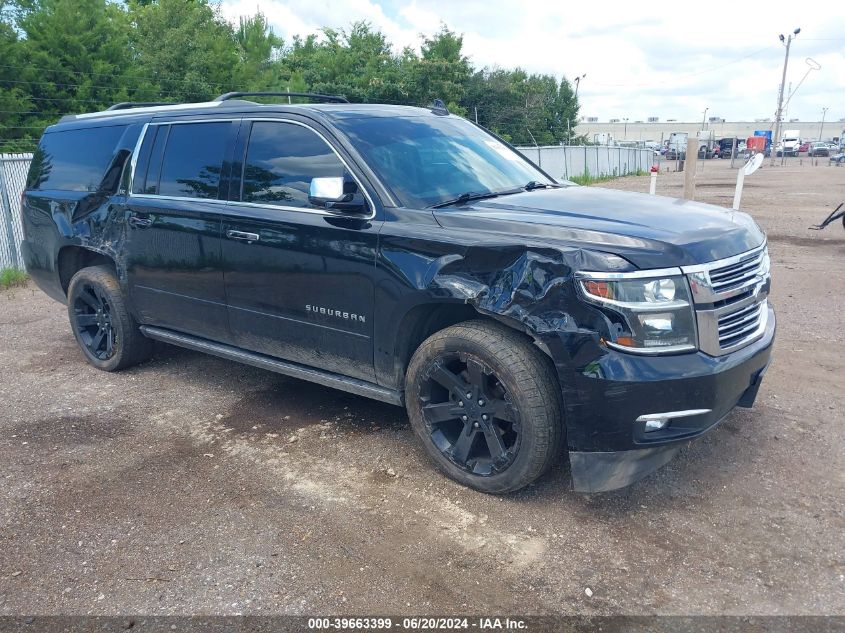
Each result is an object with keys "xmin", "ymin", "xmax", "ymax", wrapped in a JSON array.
[{"xmin": 552, "ymin": 305, "xmax": 775, "ymax": 493}]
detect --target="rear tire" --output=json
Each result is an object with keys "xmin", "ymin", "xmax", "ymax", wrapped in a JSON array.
[
  {"xmin": 405, "ymin": 320, "xmax": 564, "ymax": 494},
  {"xmin": 67, "ymin": 265, "xmax": 152, "ymax": 371}
]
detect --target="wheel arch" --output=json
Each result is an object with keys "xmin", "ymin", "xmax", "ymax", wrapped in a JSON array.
[
  {"xmin": 387, "ymin": 299, "xmax": 557, "ymax": 393},
  {"xmin": 57, "ymin": 246, "xmax": 118, "ymax": 296}
]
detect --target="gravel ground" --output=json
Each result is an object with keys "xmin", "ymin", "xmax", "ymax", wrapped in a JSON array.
[{"xmin": 1, "ymin": 158, "xmax": 843, "ymax": 616}]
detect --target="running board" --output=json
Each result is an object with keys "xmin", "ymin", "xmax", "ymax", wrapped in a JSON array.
[{"xmin": 140, "ymin": 326, "xmax": 404, "ymax": 406}]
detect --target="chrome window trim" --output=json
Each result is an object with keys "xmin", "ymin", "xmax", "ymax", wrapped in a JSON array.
[
  {"xmin": 237, "ymin": 117, "xmax": 377, "ymax": 221},
  {"xmin": 126, "ymin": 122, "xmax": 149, "ymax": 196},
  {"xmin": 126, "ymin": 117, "xmax": 377, "ymax": 219},
  {"xmin": 575, "ymin": 267, "xmax": 683, "ymax": 280},
  {"xmin": 131, "ymin": 193, "xmax": 230, "ymax": 206}
]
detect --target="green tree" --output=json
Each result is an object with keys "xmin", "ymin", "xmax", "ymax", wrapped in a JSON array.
[
  {"xmin": 0, "ymin": 2, "xmax": 580, "ymax": 151},
  {"xmin": 12, "ymin": 0, "xmax": 139, "ymax": 140},
  {"xmin": 0, "ymin": 2, "xmax": 35, "ymax": 151},
  {"xmin": 403, "ymin": 25, "xmax": 470, "ymax": 111},
  {"xmin": 235, "ymin": 12, "xmax": 284, "ymax": 92},
  {"xmin": 462, "ymin": 68, "xmax": 580, "ymax": 145},
  {"xmin": 281, "ymin": 22, "xmax": 406, "ymax": 103},
  {"xmin": 128, "ymin": 0, "xmax": 240, "ymax": 102}
]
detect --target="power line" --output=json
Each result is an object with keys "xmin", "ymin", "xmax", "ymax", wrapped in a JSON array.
[
  {"xmin": 0, "ymin": 78, "xmax": 171, "ymax": 93},
  {"xmin": 0, "ymin": 63, "xmax": 242, "ymax": 91}
]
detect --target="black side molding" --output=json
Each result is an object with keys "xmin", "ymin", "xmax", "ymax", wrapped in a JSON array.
[{"xmin": 140, "ymin": 326, "xmax": 403, "ymax": 406}]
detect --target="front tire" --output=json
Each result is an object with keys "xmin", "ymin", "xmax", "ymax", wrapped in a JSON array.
[
  {"xmin": 67, "ymin": 265, "xmax": 152, "ymax": 371},
  {"xmin": 405, "ymin": 320, "xmax": 564, "ymax": 494}
]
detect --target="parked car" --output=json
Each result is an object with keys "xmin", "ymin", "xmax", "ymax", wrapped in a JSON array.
[
  {"xmin": 830, "ymin": 152, "xmax": 845, "ymax": 164},
  {"xmin": 798, "ymin": 142, "xmax": 810, "ymax": 153},
  {"xmin": 808, "ymin": 142, "xmax": 830, "ymax": 157},
  {"xmin": 21, "ymin": 93, "xmax": 775, "ymax": 494}
]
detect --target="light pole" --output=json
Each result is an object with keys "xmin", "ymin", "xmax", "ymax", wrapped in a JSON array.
[
  {"xmin": 701, "ymin": 107, "xmax": 709, "ymax": 130},
  {"xmin": 771, "ymin": 27, "xmax": 800, "ymax": 165},
  {"xmin": 623, "ymin": 117, "xmax": 629, "ymax": 140},
  {"xmin": 574, "ymin": 73, "xmax": 586, "ymax": 98},
  {"xmin": 819, "ymin": 107, "xmax": 828, "ymax": 141},
  {"xmin": 570, "ymin": 74, "xmax": 585, "ymax": 146}
]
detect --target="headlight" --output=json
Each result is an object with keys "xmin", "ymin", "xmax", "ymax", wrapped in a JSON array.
[{"xmin": 578, "ymin": 272, "xmax": 697, "ymax": 354}]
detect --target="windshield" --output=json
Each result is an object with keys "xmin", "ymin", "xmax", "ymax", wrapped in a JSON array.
[{"xmin": 333, "ymin": 114, "xmax": 553, "ymax": 208}]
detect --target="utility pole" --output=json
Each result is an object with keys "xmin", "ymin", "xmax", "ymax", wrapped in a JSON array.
[
  {"xmin": 701, "ymin": 107, "xmax": 708, "ymax": 130},
  {"xmin": 819, "ymin": 107, "xmax": 828, "ymax": 141},
  {"xmin": 771, "ymin": 28, "xmax": 800, "ymax": 166},
  {"xmin": 623, "ymin": 118, "xmax": 628, "ymax": 140}
]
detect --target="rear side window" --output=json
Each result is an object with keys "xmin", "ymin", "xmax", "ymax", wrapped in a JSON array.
[
  {"xmin": 241, "ymin": 121, "xmax": 345, "ymax": 209},
  {"xmin": 27, "ymin": 125, "xmax": 126, "ymax": 192},
  {"xmin": 154, "ymin": 122, "xmax": 229, "ymax": 199}
]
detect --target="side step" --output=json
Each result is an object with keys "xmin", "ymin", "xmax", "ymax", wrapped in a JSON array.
[{"xmin": 140, "ymin": 326, "xmax": 404, "ymax": 406}]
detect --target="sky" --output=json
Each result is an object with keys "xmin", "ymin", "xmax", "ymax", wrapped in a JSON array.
[{"xmin": 219, "ymin": 0, "xmax": 845, "ymax": 124}]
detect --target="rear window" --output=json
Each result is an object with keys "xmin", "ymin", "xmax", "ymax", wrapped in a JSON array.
[
  {"xmin": 26, "ymin": 125, "xmax": 126, "ymax": 192},
  {"xmin": 155, "ymin": 122, "xmax": 230, "ymax": 199}
]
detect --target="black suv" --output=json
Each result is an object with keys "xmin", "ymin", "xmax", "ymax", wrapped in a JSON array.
[{"xmin": 22, "ymin": 93, "xmax": 775, "ymax": 494}]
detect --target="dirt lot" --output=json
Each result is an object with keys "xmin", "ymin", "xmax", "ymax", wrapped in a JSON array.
[{"xmin": 1, "ymin": 158, "xmax": 843, "ymax": 616}]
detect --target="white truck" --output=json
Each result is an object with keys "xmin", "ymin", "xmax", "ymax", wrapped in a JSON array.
[
  {"xmin": 779, "ymin": 129, "xmax": 801, "ymax": 157},
  {"xmin": 667, "ymin": 132, "xmax": 688, "ymax": 159},
  {"xmin": 697, "ymin": 130, "xmax": 716, "ymax": 158}
]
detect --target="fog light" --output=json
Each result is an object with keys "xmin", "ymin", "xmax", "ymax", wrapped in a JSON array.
[{"xmin": 644, "ymin": 418, "xmax": 669, "ymax": 432}]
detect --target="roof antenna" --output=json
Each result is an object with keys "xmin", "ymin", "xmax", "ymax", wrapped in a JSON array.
[{"xmin": 430, "ymin": 98, "xmax": 449, "ymax": 115}]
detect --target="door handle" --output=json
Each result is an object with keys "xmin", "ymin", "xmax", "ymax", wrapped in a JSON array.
[
  {"xmin": 226, "ymin": 230, "xmax": 260, "ymax": 242},
  {"xmin": 128, "ymin": 214, "xmax": 152, "ymax": 228}
]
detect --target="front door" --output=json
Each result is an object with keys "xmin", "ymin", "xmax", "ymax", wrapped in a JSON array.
[
  {"xmin": 220, "ymin": 118, "xmax": 380, "ymax": 381},
  {"xmin": 124, "ymin": 119, "xmax": 237, "ymax": 342}
]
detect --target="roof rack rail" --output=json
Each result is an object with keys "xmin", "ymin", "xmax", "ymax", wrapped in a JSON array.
[
  {"xmin": 214, "ymin": 91, "xmax": 349, "ymax": 104},
  {"xmin": 106, "ymin": 101, "xmax": 179, "ymax": 111}
]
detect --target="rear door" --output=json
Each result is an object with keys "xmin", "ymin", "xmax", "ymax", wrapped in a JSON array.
[
  {"xmin": 125, "ymin": 119, "xmax": 238, "ymax": 342},
  {"xmin": 220, "ymin": 117, "xmax": 380, "ymax": 381}
]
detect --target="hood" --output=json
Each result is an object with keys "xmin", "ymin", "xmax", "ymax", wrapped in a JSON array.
[{"xmin": 433, "ymin": 186, "xmax": 765, "ymax": 270}]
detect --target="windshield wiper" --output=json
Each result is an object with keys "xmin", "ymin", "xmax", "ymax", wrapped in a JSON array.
[
  {"xmin": 430, "ymin": 182, "xmax": 561, "ymax": 209},
  {"xmin": 429, "ymin": 191, "xmax": 503, "ymax": 209}
]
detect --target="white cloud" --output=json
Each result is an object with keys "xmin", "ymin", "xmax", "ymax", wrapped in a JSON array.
[{"xmin": 219, "ymin": 0, "xmax": 845, "ymax": 122}]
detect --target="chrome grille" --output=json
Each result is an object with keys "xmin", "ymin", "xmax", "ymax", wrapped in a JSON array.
[
  {"xmin": 682, "ymin": 244, "xmax": 770, "ymax": 356},
  {"xmin": 718, "ymin": 301, "xmax": 765, "ymax": 349},
  {"xmin": 708, "ymin": 248, "xmax": 767, "ymax": 293}
]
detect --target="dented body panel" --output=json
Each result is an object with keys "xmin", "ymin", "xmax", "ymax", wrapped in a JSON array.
[{"xmin": 22, "ymin": 101, "xmax": 775, "ymax": 493}]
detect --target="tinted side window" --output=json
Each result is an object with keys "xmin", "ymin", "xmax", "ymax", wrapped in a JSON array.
[
  {"xmin": 27, "ymin": 125, "xmax": 126, "ymax": 192},
  {"xmin": 157, "ymin": 122, "xmax": 229, "ymax": 199},
  {"xmin": 241, "ymin": 121, "xmax": 345, "ymax": 208}
]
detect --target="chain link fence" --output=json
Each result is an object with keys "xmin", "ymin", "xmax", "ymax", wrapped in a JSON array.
[{"xmin": 0, "ymin": 153, "xmax": 32, "ymax": 270}]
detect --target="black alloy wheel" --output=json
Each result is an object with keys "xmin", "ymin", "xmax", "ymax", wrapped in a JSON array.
[
  {"xmin": 72, "ymin": 282, "xmax": 116, "ymax": 361},
  {"xmin": 419, "ymin": 351, "xmax": 521, "ymax": 476},
  {"xmin": 66, "ymin": 265, "xmax": 152, "ymax": 371},
  {"xmin": 405, "ymin": 320, "xmax": 564, "ymax": 493}
]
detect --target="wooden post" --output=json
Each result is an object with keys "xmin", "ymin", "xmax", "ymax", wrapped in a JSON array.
[{"xmin": 683, "ymin": 138, "xmax": 698, "ymax": 200}]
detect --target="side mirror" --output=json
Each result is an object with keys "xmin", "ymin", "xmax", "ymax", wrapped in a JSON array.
[{"xmin": 309, "ymin": 175, "xmax": 368, "ymax": 214}]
